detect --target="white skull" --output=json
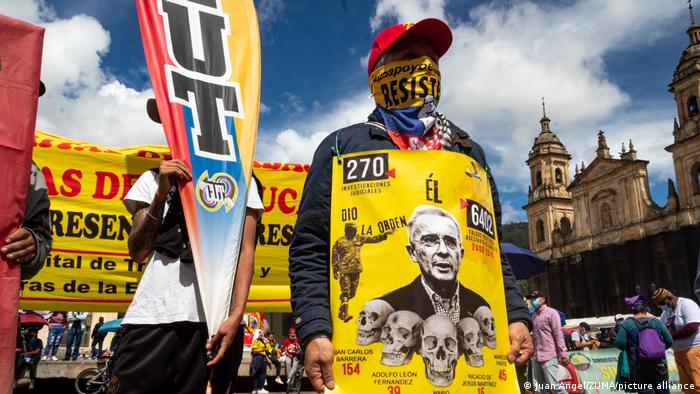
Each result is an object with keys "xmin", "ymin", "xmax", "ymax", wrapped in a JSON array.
[
  {"xmin": 457, "ymin": 317, "xmax": 484, "ymax": 367},
  {"xmin": 473, "ymin": 306, "xmax": 496, "ymax": 349},
  {"xmin": 380, "ymin": 311, "xmax": 423, "ymax": 366},
  {"xmin": 356, "ymin": 299, "xmax": 394, "ymax": 345},
  {"xmin": 419, "ymin": 315, "xmax": 459, "ymax": 387}
]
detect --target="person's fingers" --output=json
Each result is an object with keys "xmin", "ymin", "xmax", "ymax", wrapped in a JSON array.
[
  {"xmin": 5, "ymin": 227, "xmax": 29, "ymax": 243},
  {"xmin": 308, "ymin": 367, "xmax": 325, "ymax": 393},
  {"xmin": 173, "ymin": 161, "xmax": 192, "ymax": 179},
  {"xmin": 206, "ymin": 341, "xmax": 226, "ymax": 367},
  {"xmin": 321, "ymin": 358, "xmax": 336, "ymax": 390},
  {"xmin": 206, "ymin": 333, "xmax": 221, "ymax": 351},
  {"xmin": 507, "ymin": 334, "xmax": 523, "ymax": 363},
  {"xmin": 2, "ymin": 237, "xmax": 33, "ymax": 254},
  {"xmin": 8, "ymin": 245, "xmax": 36, "ymax": 261}
]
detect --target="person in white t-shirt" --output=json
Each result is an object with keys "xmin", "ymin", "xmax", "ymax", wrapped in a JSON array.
[
  {"xmin": 110, "ymin": 100, "xmax": 264, "ymax": 394},
  {"xmin": 653, "ymin": 287, "xmax": 700, "ymax": 392},
  {"xmin": 571, "ymin": 322, "xmax": 600, "ymax": 351}
]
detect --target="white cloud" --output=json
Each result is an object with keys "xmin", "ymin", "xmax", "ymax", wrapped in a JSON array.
[
  {"xmin": 260, "ymin": 0, "xmax": 683, "ymax": 198},
  {"xmin": 0, "ymin": 0, "xmax": 163, "ymax": 146},
  {"xmin": 370, "ymin": 0, "xmax": 446, "ymax": 31},
  {"xmin": 260, "ymin": 102, "xmax": 271, "ymax": 115},
  {"xmin": 256, "ymin": 91, "xmax": 375, "ymax": 162},
  {"xmin": 501, "ymin": 201, "xmax": 526, "ymax": 224}
]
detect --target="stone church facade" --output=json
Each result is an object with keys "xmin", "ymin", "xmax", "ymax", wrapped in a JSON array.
[{"xmin": 524, "ymin": 10, "xmax": 700, "ymax": 317}]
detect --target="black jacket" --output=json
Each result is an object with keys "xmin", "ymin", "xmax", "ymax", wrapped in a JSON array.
[
  {"xmin": 21, "ymin": 162, "xmax": 52, "ymax": 280},
  {"xmin": 378, "ymin": 276, "xmax": 490, "ymax": 321},
  {"xmin": 289, "ymin": 110, "xmax": 531, "ymax": 343}
]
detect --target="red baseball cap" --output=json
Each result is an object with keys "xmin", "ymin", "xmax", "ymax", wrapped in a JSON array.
[{"xmin": 367, "ymin": 18, "xmax": 453, "ymax": 76}]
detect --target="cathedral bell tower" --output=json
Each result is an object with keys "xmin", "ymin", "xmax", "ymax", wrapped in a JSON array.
[
  {"xmin": 524, "ymin": 100, "xmax": 574, "ymax": 259},
  {"xmin": 665, "ymin": 0, "xmax": 700, "ymax": 218}
]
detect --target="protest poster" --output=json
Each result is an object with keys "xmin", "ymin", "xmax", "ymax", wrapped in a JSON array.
[
  {"xmin": 137, "ymin": 0, "xmax": 261, "ymax": 336},
  {"xmin": 21, "ymin": 131, "xmax": 304, "ymax": 313},
  {"xmin": 0, "ymin": 14, "xmax": 44, "ymax": 393},
  {"xmin": 247, "ymin": 162, "xmax": 309, "ymax": 312},
  {"xmin": 329, "ymin": 150, "xmax": 517, "ymax": 393}
]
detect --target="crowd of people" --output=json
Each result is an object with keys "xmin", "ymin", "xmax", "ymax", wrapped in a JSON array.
[{"xmin": 524, "ymin": 287, "xmax": 700, "ymax": 394}]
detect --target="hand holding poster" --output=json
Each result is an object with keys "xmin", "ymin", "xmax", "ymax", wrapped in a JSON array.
[{"xmin": 329, "ymin": 150, "xmax": 517, "ymax": 393}]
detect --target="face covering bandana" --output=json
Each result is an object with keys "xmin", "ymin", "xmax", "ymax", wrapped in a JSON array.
[
  {"xmin": 369, "ymin": 56, "xmax": 451, "ymax": 150},
  {"xmin": 532, "ymin": 299, "xmax": 542, "ymax": 310}
]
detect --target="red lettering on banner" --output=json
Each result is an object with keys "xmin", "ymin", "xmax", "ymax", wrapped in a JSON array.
[
  {"xmin": 261, "ymin": 186, "xmax": 299, "ymax": 214},
  {"xmin": 137, "ymin": 150, "xmax": 161, "ymax": 159},
  {"xmin": 262, "ymin": 162, "xmax": 282, "ymax": 170},
  {"xmin": 278, "ymin": 188, "xmax": 297, "ymax": 214},
  {"xmin": 41, "ymin": 167, "xmax": 58, "ymax": 196},
  {"xmin": 93, "ymin": 171, "xmax": 120, "ymax": 200},
  {"xmin": 121, "ymin": 174, "xmax": 141, "ymax": 199},
  {"xmin": 34, "ymin": 138, "xmax": 52, "ymax": 148},
  {"xmin": 262, "ymin": 186, "xmax": 277, "ymax": 213},
  {"xmin": 60, "ymin": 169, "xmax": 82, "ymax": 197}
]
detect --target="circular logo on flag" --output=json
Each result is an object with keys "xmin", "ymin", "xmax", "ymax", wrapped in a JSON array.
[{"xmin": 195, "ymin": 171, "xmax": 238, "ymax": 213}]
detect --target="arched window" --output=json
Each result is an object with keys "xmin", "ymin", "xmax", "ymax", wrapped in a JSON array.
[
  {"xmin": 688, "ymin": 96, "xmax": 699, "ymax": 118},
  {"xmin": 692, "ymin": 162, "xmax": 700, "ymax": 195},
  {"xmin": 555, "ymin": 168, "xmax": 563, "ymax": 184},
  {"xmin": 536, "ymin": 220, "xmax": 545, "ymax": 243},
  {"xmin": 535, "ymin": 170, "xmax": 542, "ymax": 187},
  {"xmin": 560, "ymin": 217, "xmax": 572, "ymax": 235},
  {"xmin": 600, "ymin": 202, "xmax": 613, "ymax": 230}
]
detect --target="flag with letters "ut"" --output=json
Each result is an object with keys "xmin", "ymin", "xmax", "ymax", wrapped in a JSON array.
[{"xmin": 136, "ymin": 0, "xmax": 261, "ymax": 337}]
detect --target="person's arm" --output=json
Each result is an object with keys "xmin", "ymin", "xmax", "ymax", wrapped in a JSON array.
[
  {"xmin": 655, "ymin": 320, "xmax": 674, "ymax": 348},
  {"xmin": 126, "ymin": 160, "xmax": 191, "ymax": 262},
  {"xmin": 206, "ymin": 208, "xmax": 260, "ymax": 366},
  {"xmin": 550, "ymin": 310, "xmax": 567, "ymax": 360},
  {"xmin": 289, "ymin": 134, "xmax": 335, "ymax": 343},
  {"xmin": 672, "ymin": 323, "xmax": 700, "ymax": 340},
  {"xmin": 672, "ymin": 301, "xmax": 700, "ymax": 339},
  {"xmin": 289, "ymin": 133, "xmax": 337, "ymax": 392},
  {"xmin": 614, "ymin": 323, "xmax": 627, "ymax": 350},
  {"xmin": 2, "ymin": 163, "xmax": 53, "ymax": 280}
]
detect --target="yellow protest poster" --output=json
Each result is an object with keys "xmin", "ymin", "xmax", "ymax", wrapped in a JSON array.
[
  {"xmin": 329, "ymin": 150, "xmax": 517, "ymax": 393},
  {"xmin": 247, "ymin": 161, "xmax": 309, "ymax": 312}
]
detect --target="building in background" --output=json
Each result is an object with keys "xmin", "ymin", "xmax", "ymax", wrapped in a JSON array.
[{"xmin": 524, "ymin": 6, "xmax": 700, "ymax": 317}]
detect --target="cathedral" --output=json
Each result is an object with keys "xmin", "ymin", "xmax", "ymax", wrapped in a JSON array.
[{"xmin": 524, "ymin": 6, "xmax": 700, "ymax": 318}]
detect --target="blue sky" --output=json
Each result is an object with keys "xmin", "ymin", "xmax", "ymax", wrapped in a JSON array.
[{"xmin": 0, "ymin": 0, "xmax": 692, "ymax": 223}]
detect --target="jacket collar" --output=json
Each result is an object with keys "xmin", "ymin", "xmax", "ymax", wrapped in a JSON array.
[{"xmin": 367, "ymin": 108, "xmax": 473, "ymax": 153}]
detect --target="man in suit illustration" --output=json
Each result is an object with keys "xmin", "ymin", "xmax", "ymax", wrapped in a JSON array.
[{"xmin": 379, "ymin": 205, "xmax": 489, "ymax": 323}]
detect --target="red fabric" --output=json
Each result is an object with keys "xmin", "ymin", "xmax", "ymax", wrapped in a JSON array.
[
  {"xmin": 559, "ymin": 361, "xmax": 584, "ymax": 394},
  {"xmin": 387, "ymin": 126, "xmax": 443, "ymax": 150},
  {"xmin": 367, "ymin": 18, "xmax": 452, "ymax": 76},
  {"xmin": 135, "ymin": 0, "xmax": 197, "ymax": 240},
  {"xmin": 0, "ymin": 14, "xmax": 44, "ymax": 394}
]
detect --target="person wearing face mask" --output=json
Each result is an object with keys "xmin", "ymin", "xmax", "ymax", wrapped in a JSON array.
[
  {"xmin": 652, "ymin": 287, "xmax": 700, "ymax": 392},
  {"xmin": 289, "ymin": 18, "xmax": 533, "ymax": 393},
  {"xmin": 571, "ymin": 322, "xmax": 600, "ymax": 351},
  {"xmin": 527, "ymin": 291, "xmax": 568, "ymax": 394}
]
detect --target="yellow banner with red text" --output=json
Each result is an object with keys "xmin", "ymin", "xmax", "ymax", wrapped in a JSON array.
[{"xmin": 20, "ymin": 131, "xmax": 306, "ymax": 312}]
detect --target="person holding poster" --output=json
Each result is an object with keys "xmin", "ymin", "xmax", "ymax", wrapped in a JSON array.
[
  {"xmin": 109, "ymin": 104, "xmax": 264, "ymax": 394},
  {"xmin": 289, "ymin": 18, "xmax": 532, "ymax": 393}
]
